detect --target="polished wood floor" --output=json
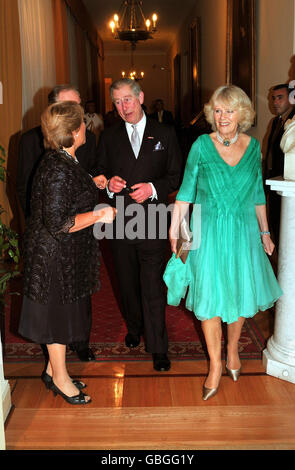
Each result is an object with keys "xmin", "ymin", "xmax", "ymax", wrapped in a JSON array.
[{"xmin": 3, "ymin": 310, "xmax": 295, "ymax": 450}]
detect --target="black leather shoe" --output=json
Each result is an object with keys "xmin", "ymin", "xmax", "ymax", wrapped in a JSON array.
[
  {"xmin": 125, "ymin": 333, "xmax": 140, "ymax": 348},
  {"xmin": 76, "ymin": 347, "xmax": 96, "ymax": 362},
  {"xmin": 153, "ymin": 353, "xmax": 171, "ymax": 371}
]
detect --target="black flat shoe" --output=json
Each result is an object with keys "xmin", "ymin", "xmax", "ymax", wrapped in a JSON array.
[
  {"xmin": 152, "ymin": 353, "xmax": 171, "ymax": 371},
  {"xmin": 76, "ymin": 347, "xmax": 96, "ymax": 362},
  {"xmin": 125, "ymin": 333, "xmax": 140, "ymax": 348},
  {"xmin": 41, "ymin": 371, "xmax": 86, "ymax": 390},
  {"xmin": 51, "ymin": 381, "xmax": 91, "ymax": 405}
]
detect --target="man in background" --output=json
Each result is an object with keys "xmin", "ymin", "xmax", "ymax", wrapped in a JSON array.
[
  {"xmin": 84, "ymin": 99, "xmax": 104, "ymax": 143},
  {"xmin": 264, "ymin": 83, "xmax": 295, "ymax": 246},
  {"xmin": 150, "ymin": 99, "xmax": 175, "ymax": 126}
]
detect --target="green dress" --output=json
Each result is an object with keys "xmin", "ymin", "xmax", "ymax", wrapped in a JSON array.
[{"xmin": 163, "ymin": 134, "xmax": 282, "ymax": 324}]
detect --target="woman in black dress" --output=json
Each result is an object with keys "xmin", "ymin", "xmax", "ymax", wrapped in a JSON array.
[{"xmin": 18, "ymin": 101, "xmax": 116, "ymax": 404}]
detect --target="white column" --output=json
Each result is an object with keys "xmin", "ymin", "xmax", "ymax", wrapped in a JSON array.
[
  {"xmin": 263, "ymin": 177, "xmax": 295, "ymax": 384},
  {"xmin": 0, "ymin": 331, "xmax": 11, "ymax": 450}
]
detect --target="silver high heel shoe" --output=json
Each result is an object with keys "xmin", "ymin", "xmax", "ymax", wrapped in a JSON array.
[
  {"xmin": 202, "ymin": 369, "xmax": 222, "ymax": 401},
  {"xmin": 226, "ymin": 364, "xmax": 241, "ymax": 382},
  {"xmin": 202, "ymin": 384, "xmax": 219, "ymax": 401}
]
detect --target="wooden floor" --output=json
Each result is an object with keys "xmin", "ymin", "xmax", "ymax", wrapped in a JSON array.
[{"xmin": 3, "ymin": 310, "xmax": 295, "ymax": 450}]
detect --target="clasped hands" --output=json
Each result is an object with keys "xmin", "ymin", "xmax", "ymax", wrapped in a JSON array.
[{"xmin": 108, "ymin": 176, "xmax": 152, "ymax": 203}]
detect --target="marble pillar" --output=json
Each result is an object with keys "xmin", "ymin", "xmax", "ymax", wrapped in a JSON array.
[
  {"xmin": 0, "ymin": 333, "xmax": 10, "ymax": 449},
  {"xmin": 263, "ymin": 177, "xmax": 295, "ymax": 384}
]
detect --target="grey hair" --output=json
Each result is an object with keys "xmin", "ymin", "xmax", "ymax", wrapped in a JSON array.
[{"xmin": 110, "ymin": 78, "xmax": 142, "ymax": 101}]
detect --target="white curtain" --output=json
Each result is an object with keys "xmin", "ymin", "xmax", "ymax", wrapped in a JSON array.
[
  {"xmin": 18, "ymin": 0, "xmax": 56, "ymax": 130},
  {"xmin": 66, "ymin": 5, "xmax": 79, "ymax": 89}
]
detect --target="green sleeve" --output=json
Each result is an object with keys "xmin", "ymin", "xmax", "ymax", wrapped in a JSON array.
[
  {"xmin": 176, "ymin": 137, "xmax": 201, "ymax": 203},
  {"xmin": 254, "ymin": 142, "xmax": 266, "ymax": 205}
]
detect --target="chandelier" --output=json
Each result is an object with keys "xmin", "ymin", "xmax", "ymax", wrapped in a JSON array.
[
  {"xmin": 121, "ymin": 46, "xmax": 144, "ymax": 80},
  {"xmin": 109, "ymin": 0, "xmax": 158, "ymax": 50},
  {"xmin": 122, "ymin": 70, "xmax": 144, "ymax": 81}
]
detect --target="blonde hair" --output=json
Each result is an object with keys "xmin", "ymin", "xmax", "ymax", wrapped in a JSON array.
[
  {"xmin": 41, "ymin": 101, "xmax": 84, "ymax": 150},
  {"xmin": 204, "ymin": 85, "xmax": 255, "ymax": 132}
]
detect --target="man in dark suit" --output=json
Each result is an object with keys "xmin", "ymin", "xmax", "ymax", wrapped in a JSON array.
[
  {"xmin": 16, "ymin": 84, "xmax": 97, "ymax": 362},
  {"xmin": 150, "ymin": 99, "xmax": 175, "ymax": 126},
  {"xmin": 264, "ymin": 83, "xmax": 295, "ymax": 246},
  {"xmin": 96, "ymin": 79, "xmax": 182, "ymax": 371}
]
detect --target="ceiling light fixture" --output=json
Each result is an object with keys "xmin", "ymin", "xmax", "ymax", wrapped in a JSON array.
[
  {"xmin": 121, "ymin": 45, "xmax": 144, "ymax": 81},
  {"xmin": 109, "ymin": 0, "xmax": 158, "ymax": 51}
]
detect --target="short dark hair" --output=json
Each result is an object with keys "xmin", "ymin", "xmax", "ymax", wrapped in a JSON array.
[
  {"xmin": 47, "ymin": 85, "xmax": 80, "ymax": 105},
  {"xmin": 271, "ymin": 84, "xmax": 289, "ymax": 93}
]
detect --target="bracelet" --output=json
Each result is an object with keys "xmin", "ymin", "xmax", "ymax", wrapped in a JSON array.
[{"xmin": 260, "ymin": 231, "xmax": 270, "ymax": 236}]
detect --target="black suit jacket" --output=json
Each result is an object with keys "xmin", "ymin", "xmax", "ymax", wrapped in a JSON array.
[
  {"xmin": 149, "ymin": 110, "xmax": 174, "ymax": 126},
  {"xmin": 96, "ymin": 117, "xmax": 182, "ymax": 240},
  {"xmin": 17, "ymin": 126, "xmax": 97, "ymax": 217},
  {"xmin": 264, "ymin": 106, "xmax": 295, "ymax": 179}
]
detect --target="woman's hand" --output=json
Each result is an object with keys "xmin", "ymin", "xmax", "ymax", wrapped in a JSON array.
[
  {"xmin": 95, "ymin": 206, "xmax": 117, "ymax": 224},
  {"xmin": 93, "ymin": 174, "xmax": 108, "ymax": 189},
  {"xmin": 261, "ymin": 233, "xmax": 275, "ymax": 256},
  {"xmin": 169, "ymin": 227, "xmax": 177, "ymax": 254},
  {"xmin": 170, "ymin": 238, "xmax": 177, "ymax": 254}
]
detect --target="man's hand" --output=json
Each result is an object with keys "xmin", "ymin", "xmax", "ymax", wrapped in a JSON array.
[
  {"xmin": 129, "ymin": 183, "xmax": 153, "ymax": 203},
  {"xmin": 108, "ymin": 176, "xmax": 127, "ymax": 193}
]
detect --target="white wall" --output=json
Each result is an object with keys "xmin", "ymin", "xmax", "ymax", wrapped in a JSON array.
[
  {"xmin": 248, "ymin": 0, "xmax": 295, "ymax": 153},
  {"xmin": 169, "ymin": 0, "xmax": 227, "ymax": 125},
  {"xmin": 104, "ymin": 51, "xmax": 171, "ymax": 114}
]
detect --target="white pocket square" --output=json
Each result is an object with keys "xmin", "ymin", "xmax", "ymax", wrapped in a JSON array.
[{"xmin": 153, "ymin": 141, "xmax": 164, "ymax": 151}]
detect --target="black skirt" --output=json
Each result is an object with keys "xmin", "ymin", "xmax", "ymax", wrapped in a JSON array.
[{"xmin": 18, "ymin": 268, "xmax": 91, "ymax": 345}]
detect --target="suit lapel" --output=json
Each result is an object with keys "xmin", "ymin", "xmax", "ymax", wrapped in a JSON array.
[
  {"xmin": 140, "ymin": 118, "xmax": 154, "ymax": 152},
  {"xmin": 117, "ymin": 121, "xmax": 134, "ymax": 158}
]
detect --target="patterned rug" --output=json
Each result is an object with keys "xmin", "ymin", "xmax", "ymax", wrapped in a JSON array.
[{"xmin": 3, "ymin": 241, "xmax": 266, "ymax": 362}]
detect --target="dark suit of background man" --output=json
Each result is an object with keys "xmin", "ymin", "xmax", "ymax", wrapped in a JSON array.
[
  {"xmin": 16, "ymin": 84, "xmax": 97, "ymax": 362},
  {"xmin": 96, "ymin": 79, "xmax": 182, "ymax": 371},
  {"xmin": 264, "ymin": 83, "xmax": 295, "ymax": 246},
  {"xmin": 150, "ymin": 99, "xmax": 175, "ymax": 126}
]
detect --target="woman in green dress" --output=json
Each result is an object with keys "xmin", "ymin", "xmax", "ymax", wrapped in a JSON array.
[{"xmin": 164, "ymin": 85, "xmax": 282, "ymax": 400}]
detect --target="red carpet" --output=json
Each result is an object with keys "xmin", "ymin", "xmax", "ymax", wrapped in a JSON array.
[{"xmin": 3, "ymin": 240, "xmax": 266, "ymax": 362}]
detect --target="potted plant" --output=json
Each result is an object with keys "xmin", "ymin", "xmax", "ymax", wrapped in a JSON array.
[{"xmin": 0, "ymin": 144, "xmax": 20, "ymax": 347}]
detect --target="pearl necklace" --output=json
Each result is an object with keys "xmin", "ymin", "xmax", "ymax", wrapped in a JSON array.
[{"xmin": 216, "ymin": 130, "xmax": 239, "ymax": 147}]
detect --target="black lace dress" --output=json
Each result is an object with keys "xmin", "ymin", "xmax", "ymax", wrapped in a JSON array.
[{"xmin": 18, "ymin": 149, "xmax": 101, "ymax": 345}]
